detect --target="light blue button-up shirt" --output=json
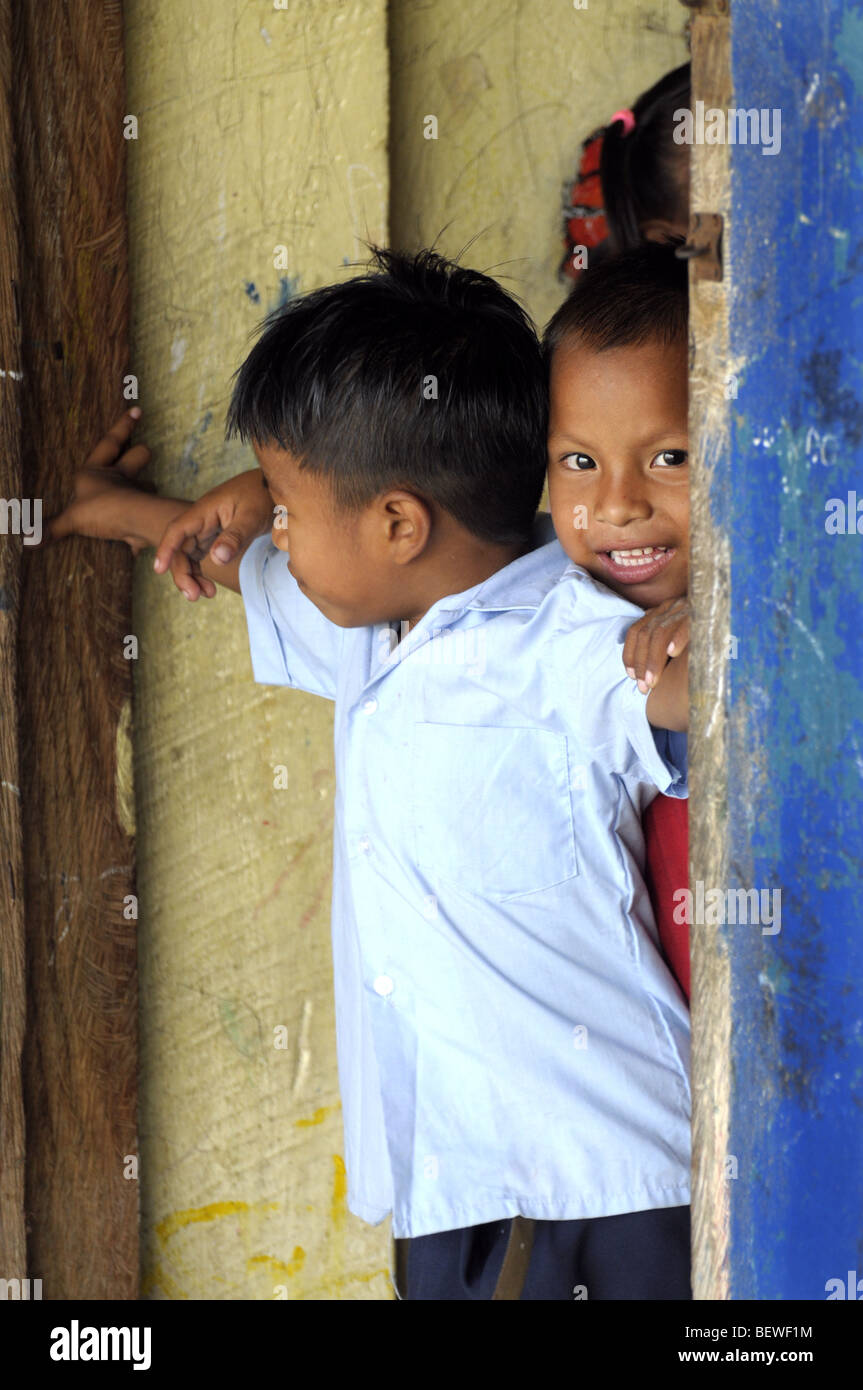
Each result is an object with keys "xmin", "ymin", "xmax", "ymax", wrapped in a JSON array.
[{"xmin": 239, "ymin": 511, "xmax": 690, "ymax": 1238}]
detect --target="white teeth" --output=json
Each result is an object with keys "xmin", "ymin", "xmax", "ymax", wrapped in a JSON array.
[{"xmin": 608, "ymin": 546, "xmax": 669, "ymax": 568}]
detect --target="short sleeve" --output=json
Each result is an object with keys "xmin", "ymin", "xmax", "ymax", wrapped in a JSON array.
[
  {"xmin": 238, "ymin": 534, "xmax": 346, "ymax": 699},
  {"xmin": 545, "ymin": 575, "xmax": 688, "ymax": 796},
  {"xmin": 608, "ymin": 677, "xmax": 689, "ymax": 797},
  {"xmin": 652, "ymin": 729, "xmax": 688, "ymax": 799}
]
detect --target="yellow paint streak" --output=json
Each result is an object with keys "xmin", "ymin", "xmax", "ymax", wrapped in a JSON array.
[
  {"xmin": 330, "ymin": 1153, "xmax": 347, "ymax": 1227},
  {"xmin": 293, "ymin": 1104, "xmax": 337, "ymax": 1128},
  {"xmin": 247, "ymin": 1247, "xmax": 306, "ymax": 1278},
  {"xmin": 156, "ymin": 1199, "xmax": 278, "ymax": 1247}
]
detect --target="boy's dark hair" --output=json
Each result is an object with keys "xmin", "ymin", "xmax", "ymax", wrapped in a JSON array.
[
  {"xmin": 543, "ymin": 241, "xmax": 688, "ymax": 360},
  {"xmin": 225, "ymin": 247, "xmax": 548, "ymax": 545},
  {"xmin": 600, "ymin": 62, "xmax": 691, "ymax": 253}
]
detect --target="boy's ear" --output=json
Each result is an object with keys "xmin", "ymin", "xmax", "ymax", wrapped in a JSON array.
[{"xmin": 379, "ymin": 490, "xmax": 432, "ymax": 562}]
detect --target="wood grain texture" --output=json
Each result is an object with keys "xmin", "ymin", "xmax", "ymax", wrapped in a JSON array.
[
  {"xmin": 688, "ymin": 10, "xmax": 733, "ymax": 1302},
  {"xmin": 0, "ymin": 0, "xmax": 28, "ymax": 1288},
  {"xmin": 10, "ymin": 0, "xmax": 138, "ymax": 1299}
]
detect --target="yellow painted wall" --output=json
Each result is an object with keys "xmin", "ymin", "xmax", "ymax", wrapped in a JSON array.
[
  {"xmin": 126, "ymin": 0, "xmax": 687, "ymax": 1299},
  {"xmin": 390, "ymin": 0, "xmax": 690, "ymax": 333},
  {"xmin": 125, "ymin": 0, "xmax": 390, "ymax": 1301}
]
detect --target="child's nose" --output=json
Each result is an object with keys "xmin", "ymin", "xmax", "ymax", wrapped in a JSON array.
[{"xmin": 593, "ymin": 478, "xmax": 652, "ymax": 528}]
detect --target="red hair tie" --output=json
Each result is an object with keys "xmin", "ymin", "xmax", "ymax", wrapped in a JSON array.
[{"xmin": 559, "ymin": 126, "xmax": 608, "ymax": 283}]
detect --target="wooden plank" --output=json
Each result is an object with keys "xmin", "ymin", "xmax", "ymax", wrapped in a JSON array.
[
  {"xmin": 722, "ymin": 0, "xmax": 863, "ymax": 1299},
  {"xmin": 688, "ymin": 8, "xmax": 733, "ymax": 1302},
  {"xmin": 0, "ymin": 0, "xmax": 28, "ymax": 1290},
  {"xmin": 693, "ymin": 0, "xmax": 863, "ymax": 1298},
  {"xmin": 12, "ymin": 0, "xmax": 138, "ymax": 1299}
]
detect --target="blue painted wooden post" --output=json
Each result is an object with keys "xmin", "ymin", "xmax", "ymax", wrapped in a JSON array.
[{"xmin": 716, "ymin": 0, "xmax": 863, "ymax": 1299}]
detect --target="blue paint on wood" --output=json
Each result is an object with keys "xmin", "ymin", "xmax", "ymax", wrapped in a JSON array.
[{"xmin": 725, "ymin": 1, "xmax": 863, "ymax": 1298}]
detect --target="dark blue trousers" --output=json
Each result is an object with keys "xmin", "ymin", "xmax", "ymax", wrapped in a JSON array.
[{"xmin": 395, "ymin": 1204, "xmax": 691, "ymax": 1300}]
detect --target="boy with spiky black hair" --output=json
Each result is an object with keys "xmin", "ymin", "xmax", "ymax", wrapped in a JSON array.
[{"xmin": 48, "ymin": 247, "xmax": 690, "ymax": 1300}]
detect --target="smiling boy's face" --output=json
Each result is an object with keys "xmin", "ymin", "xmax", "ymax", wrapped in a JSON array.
[{"xmin": 547, "ymin": 336, "xmax": 689, "ymax": 608}]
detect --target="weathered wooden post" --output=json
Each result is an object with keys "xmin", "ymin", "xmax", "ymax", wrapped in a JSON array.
[{"xmin": 1, "ymin": 0, "xmax": 138, "ymax": 1298}]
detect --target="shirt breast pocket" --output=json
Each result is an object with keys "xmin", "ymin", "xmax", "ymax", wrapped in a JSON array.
[{"xmin": 412, "ymin": 722, "xmax": 579, "ymax": 900}]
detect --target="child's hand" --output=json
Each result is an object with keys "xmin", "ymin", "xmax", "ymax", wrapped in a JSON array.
[
  {"xmin": 623, "ymin": 596, "xmax": 690, "ymax": 695},
  {"xmin": 152, "ymin": 469, "xmax": 274, "ymax": 600},
  {"xmin": 44, "ymin": 408, "xmax": 157, "ymax": 555}
]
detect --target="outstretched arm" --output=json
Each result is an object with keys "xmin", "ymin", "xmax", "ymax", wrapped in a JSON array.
[
  {"xmin": 45, "ymin": 408, "xmax": 188, "ymax": 552},
  {"xmin": 44, "ymin": 409, "xmax": 272, "ymax": 597}
]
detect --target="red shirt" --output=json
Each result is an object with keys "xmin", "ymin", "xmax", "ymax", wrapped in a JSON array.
[{"xmin": 643, "ymin": 794, "xmax": 690, "ymax": 1001}]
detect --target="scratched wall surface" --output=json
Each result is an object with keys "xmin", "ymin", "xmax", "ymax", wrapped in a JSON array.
[
  {"xmin": 124, "ymin": 0, "xmax": 691, "ymax": 1300},
  {"xmin": 722, "ymin": 1, "xmax": 863, "ymax": 1297},
  {"xmin": 389, "ymin": 0, "xmax": 690, "ymax": 333},
  {"xmin": 124, "ymin": 0, "xmax": 390, "ymax": 1299}
]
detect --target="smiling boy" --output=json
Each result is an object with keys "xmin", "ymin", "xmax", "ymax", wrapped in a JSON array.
[
  {"xmin": 545, "ymin": 245, "xmax": 688, "ymax": 612},
  {"xmin": 544, "ymin": 241, "xmax": 692, "ymax": 997}
]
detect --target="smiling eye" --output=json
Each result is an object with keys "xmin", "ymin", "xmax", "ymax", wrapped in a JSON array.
[
  {"xmin": 651, "ymin": 449, "xmax": 688, "ymax": 469},
  {"xmin": 563, "ymin": 452, "xmax": 596, "ymax": 471}
]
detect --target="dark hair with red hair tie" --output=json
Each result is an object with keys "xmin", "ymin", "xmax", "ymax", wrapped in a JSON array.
[
  {"xmin": 559, "ymin": 62, "xmax": 691, "ymax": 281},
  {"xmin": 558, "ymin": 124, "xmax": 608, "ymax": 283}
]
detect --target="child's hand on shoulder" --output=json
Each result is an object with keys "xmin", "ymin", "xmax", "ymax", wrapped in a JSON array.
[
  {"xmin": 153, "ymin": 469, "xmax": 274, "ymax": 600},
  {"xmin": 43, "ymin": 408, "xmax": 156, "ymax": 555},
  {"xmin": 623, "ymin": 596, "xmax": 690, "ymax": 695}
]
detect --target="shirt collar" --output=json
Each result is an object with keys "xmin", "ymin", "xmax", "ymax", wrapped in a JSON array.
[
  {"xmin": 422, "ymin": 510, "xmax": 568, "ymax": 626},
  {"xmin": 371, "ymin": 512, "xmax": 570, "ymax": 680}
]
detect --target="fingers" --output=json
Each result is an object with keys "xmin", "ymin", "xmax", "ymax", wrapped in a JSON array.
[
  {"xmin": 43, "ymin": 502, "xmax": 81, "ymax": 545},
  {"xmin": 154, "ymin": 513, "xmax": 246, "ymax": 602},
  {"xmin": 84, "ymin": 407, "xmax": 145, "ymax": 470},
  {"xmin": 664, "ymin": 614, "xmax": 691, "ymax": 659},
  {"xmin": 153, "ymin": 512, "xmax": 207, "ymax": 576},
  {"xmin": 207, "ymin": 526, "xmax": 244, "ymax": 565},
  {"xmin": 169, "ymin": 547, "xmax": 217, "ymax": 601},
  {"xmin": 624, "ymin": 601, "xmax": 691, "ymax": 695},
  {"xmin": 638, "ymin": 626, "xmax": 675, "ymax": 693},
  {"xmin": 111, "ymin": 441, "xmax": 152, "ymax": 481},
  {"xmin": 624, "ymin": 620, "xmax": 662, "ymax": 693},
  {"xmin": 157, "ymin": 535, "xmax": 218, "ymax": 601},
  {"xmin": 622, "ymin": 619, "xmax": 643, "ymax": 679}
]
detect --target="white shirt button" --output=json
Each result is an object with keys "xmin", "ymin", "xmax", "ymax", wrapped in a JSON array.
[
  {"xmin": 357, "ymin": 835, "xmax": 371, "ymax": 854},
  {"xmin": 373, "ymin": 974, "xmax": 394, "ymax": 997},
  {"xmin": 362, "ymin": 697, "xmax": 378, "ymax": 714}
]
